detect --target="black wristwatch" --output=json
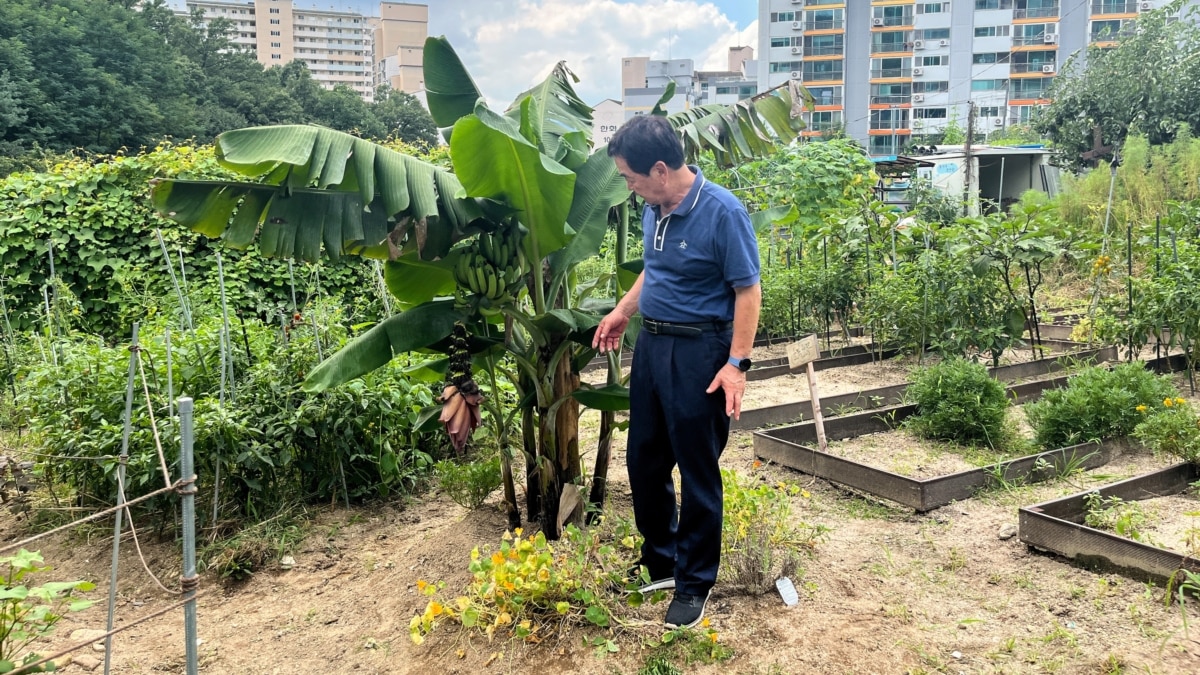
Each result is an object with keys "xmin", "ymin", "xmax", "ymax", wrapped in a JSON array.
[{"xmin": 727, "ymin": 356, "xmax": 752, "ymax": 372}]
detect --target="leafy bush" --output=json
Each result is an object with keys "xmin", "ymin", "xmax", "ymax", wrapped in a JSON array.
[
  {"xmin": 1133, "ymin": 397, "xmax": 1200, "ymax": 463},
  {"xmin": 720, "ymin": 468, "xmax": 828, "ymax": 594},
  {"xmin": 1025, "ymin": 363, "xmax": 1179, "ymax": 449},
  {"xmin": 906, "ymin": 358, "xmax": 1009, "ymax": 447},
  {"xmin": 0, "ymin": 550, "xmax": 94, "ymax": 671},
  {"xmin": 435, "ymin": 456, "xmax": 502, "ymax": 509},
  {"xmin": 11, "ymin": 298, "xmax": 442, "ymax": 522}
]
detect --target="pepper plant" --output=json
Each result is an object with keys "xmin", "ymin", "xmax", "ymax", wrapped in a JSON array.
[{"xmin": 152, "ymin": 37, "xmax": 806, "ymax": 537}]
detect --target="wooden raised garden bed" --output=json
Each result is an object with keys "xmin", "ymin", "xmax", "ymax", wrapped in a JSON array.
[{"xmin": 1019, "ymin": 462, "xmax": 1200, "ymax": 584}]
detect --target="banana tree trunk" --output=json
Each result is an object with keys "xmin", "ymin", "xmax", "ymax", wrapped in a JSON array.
[{"xmin": 537, "ymin": 337, "xmax": 583, "ymax": 539}]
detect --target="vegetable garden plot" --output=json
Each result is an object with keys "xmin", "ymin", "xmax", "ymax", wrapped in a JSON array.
[
  {"xmin": 734, "ymin": 344, "xmax": 1117, "ymax": 431},
  {"xmin": 753, "ymin": 375, "xmax": 1117, "ymax": 511},
  {"xmin": 1020, "ymin": 462, "xmax": 1200, "ymax": 584}
]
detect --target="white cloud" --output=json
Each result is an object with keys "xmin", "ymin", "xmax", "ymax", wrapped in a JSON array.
[{"xmin": 428, "ymin": 0, "xmax": 755, "ymax": 108}]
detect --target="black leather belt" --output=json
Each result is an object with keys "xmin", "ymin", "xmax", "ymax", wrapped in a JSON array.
[{"xmin": 642, "ymin": 318, "xmax": 732, "ymax": 337}]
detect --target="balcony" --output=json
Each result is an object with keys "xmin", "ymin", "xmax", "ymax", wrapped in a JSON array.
[
  {"xmin": 1014, "ymin": 5, "xmax": 1060, "ymax": 19},
  {"xmin": 871, "ymin": 42, "xmax": 912, "ymax": 54},
  {"xmin": 1091, "ymin": 1, "xmax": 1139, "ymax": 13},
  {"xmin": 1013, "ymin": 34, "xmax": 1057, "ymax": 46},
  {"xmin": 874, "ymin": 14, "xmax": 914, "ymax": 27},
  {"xmin": 804, "ymin": 0, "xmax": 841, "ymax": 5},
  {"xmin": 1091, "ymin": 26, "xmax": 1136, "ymax": 41},
  {"xmin": 803, "ymin": 70, "xmax": 845, "ymax": 81},
  {"xmin": 870, "ymin": 120, "xmax": 910, "ymax": 131},
  {"xmin": 811, "ymin": 95, "xmax": 844, "ymax": 106},
  {"xmin": 805, "ymin": 44, "xmax": 845, "ymax": 56},
  {"xmin": 870, "ymin": 68, "xmax": 912, "ymax": 79},
  {"xmin": 870, "ymin": 95, "xmax": 910, "ymax": 105},
  {"xmin": 1011, "ymin": 61, "xmax": 1056, "ymax": 73},
  {"xmin": 804, "ymin": 20, "xmax": 845, "ymax": 30}
]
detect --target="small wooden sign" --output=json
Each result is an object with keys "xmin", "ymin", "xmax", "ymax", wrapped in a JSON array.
[{"xmin": 786, "ymin": 334, "xmax": 820, "ymax": 370}]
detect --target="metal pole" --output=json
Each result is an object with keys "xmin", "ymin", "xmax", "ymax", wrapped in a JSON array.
[
  {"xmin": 104, "ymin": 323, "xmax": 139, "ymax": 675},
  {"xmin": 215, "ymin": 251, "xmax": 233, "ymax": 403},
  {"xmin": 155, "ymin": 230, "xmax": 193, "ymax": 332},
  {"xmin": 179, "ymin": 397, "xmax": 199, "ymax": 675}
]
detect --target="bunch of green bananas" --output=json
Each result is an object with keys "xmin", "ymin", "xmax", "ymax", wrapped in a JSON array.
[{"xmin": 452, "ymin": 223, "xmax": 528, "ymax": 310}]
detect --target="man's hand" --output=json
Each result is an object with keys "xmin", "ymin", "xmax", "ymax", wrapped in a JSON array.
[
  {"xmin": 706, "ymin": 364, "xmax": 746, "ymax": 420},
  {"xmin": 593, "ymin": 309, "xmax": 631, "ymax": 354}
]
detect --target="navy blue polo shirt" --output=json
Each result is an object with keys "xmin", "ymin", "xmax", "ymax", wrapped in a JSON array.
[{"xmin": 638, "ymin": 166, "xmax": 760, "ymax": 323}]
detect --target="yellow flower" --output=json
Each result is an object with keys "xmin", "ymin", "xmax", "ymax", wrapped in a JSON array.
[
  {"xmin": 1176, "ymin": 398, "xmax": 1187, "ymax": 406},
  {"xmin": 1136, "ymin": 405, "xmax": 1148, "ymax": 413},
  {"xmin": 429, "ymin": 602, "xmax": 444, "ymax": 617},
  {"xmin": 709, "ymin": 632, "xmax": 719, "ymax": 643},
  {"xmin": 701, "ymin": 617, "xmax": 711, "ymax": 628},
  {"xmin": 752, "ymin": 460, "xmax": 762, "ymax": 470},
  {"xmin": 491, "ymin": 552, "xmax": 505, "ymax": 566},
  {"xmin": 417, "ymin": 580, "xmax": 428, "ymax": 592},
  {"xmin": 1165, "ymin": 398, "xmax": 1174, "ymax": 407}
]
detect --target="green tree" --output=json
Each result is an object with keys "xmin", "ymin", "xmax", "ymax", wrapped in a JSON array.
[
  {"xmin": 370, "ymin": 86, "xmax": 438, "ymax": 147},
  {"xmin": 1035, "ymin": 0, "xmax": 1200, "ymax": 169},
  {"xmin": 151, "ymin": 37, "xmax": 804, "ymax": 535}
]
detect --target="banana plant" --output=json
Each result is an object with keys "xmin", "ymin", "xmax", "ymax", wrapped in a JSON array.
[{"xmin": 152, "ymin": 37, "xmax": 806, "ymax": 537}]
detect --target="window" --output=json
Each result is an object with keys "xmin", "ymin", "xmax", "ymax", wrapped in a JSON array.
[
  {"xmin": 805, "ymin": 8, "xmax": 843, "ymax": 30},
  {"xmin": 270, "ymin": 30, "xmax": 280, "ymax": 36},
  {"xmin": 979, "ymin": 106, "xmax": 1001, "ymax": 117},
  {"xmin": 913, "ymin": 80, "xmax": 949, "ymax": 93},
  {"xmin": 1015, "ymin": 23, "xmax": 1055, "ymax": 44},
  {"xmin": 802, "ymin": 60, "xmax": 844, "ymax": 81},
  {"xmin": 769, "ymin": 61, "xmax": 801, "ymax": 73},
  {"xmin": 769, "ymin": 11, "xmax": 796, "ymax": 22},
  {"xmin": 271, "ymin": 54, "xmax": 281, "ymax": 60},
  {"xmin": 971, "ymin": 79, "xmax": 1008, "ymax": 91},
  {"xmin": 870, "ymin": 57, "xmax": 911, "ymax": 79},
  {"xmin": 973, "ymin": 52, "xmax": 1010, "ymax": 64},
  {"xmin": 871, "ymin": 83, "xmax": 910, "ymax": 104},
  {"xmin": 921, "ymin": 56, "xmax": 946, "ymax": 66},
  {"xmin": 916, "ymin": 2, "xmax": 950, "ymax": 13},
  {"xmin": 806, "ymin": 34, "xmax": 844, "ymax": 56},
  {"xmin": 805, "ymin": 111, "xmax": 843, "ymax": 131},
  {"xmin": 269, "ymin": 7, "xmax": 279, "ymax": 13},
  {"xmin": 870, "ymin": 109, "xmax": 910, "ymax": 130},
  {"xmin": 919, "ymin": 28, "xmax": 950, "ymax": 40},
  {"xmin": 871, "ymin": 31, "xmax": 912, "ymax": 53},
  {"xmin": 1012, "ymin": 77, "xmax": 1053, "ymax": 97},
  {"xmin": 1090, "ymin": 19, "xmax": 1129, "ymax": 41},
  {"xmin": 913, "ymin": 108, "xmax": 948, "ymax": 119},
  {"xmin": 873, "ymin": 5, "xmax": 913, "ymax": 25},
  {"xmin": 770, "ymin": 37, "xmax": 790, "ymax": 48},
  {"xmin": 809, "ymin": 86, "xmax": 843, "ymax": 105},
  {"xmin": 975, "ymin": 26, "xmax": 1011, "ymax": 37},
  {"xmin": 270, "ymin": 18, "xmax": 280, "ymax": 24},
  {"xmin": 869, "ymin": 135, "xmax": 902, "ymax": 156},
  {"xmin": 974, "ymin": 0, "xmax": 1013, "ymax": 8}
]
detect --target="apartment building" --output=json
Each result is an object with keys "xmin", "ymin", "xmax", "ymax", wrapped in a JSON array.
[
  {"xmin": 182, "ymin": 1, "xmax": 429, "ymax": 102},
  {"xmin": 693, "ymin": 46, "xmax": 759, "ymax": 107},
  {"xmin": 621, "ymin": 57, "xmax": 697, "ymax": 119},
  {"xmin": 756, "ymin": 0, "xmax": 1187, "ymax": 156}
]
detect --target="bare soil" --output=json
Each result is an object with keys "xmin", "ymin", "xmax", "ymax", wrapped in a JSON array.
[{"xmin": 5, "ymin": 344, "xmax": 1200, "ymax": 674}]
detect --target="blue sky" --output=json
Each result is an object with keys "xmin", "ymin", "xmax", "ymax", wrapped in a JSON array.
[{"xmin": 171, "ymin": 1, "xmax": 758, "ymax": 105}]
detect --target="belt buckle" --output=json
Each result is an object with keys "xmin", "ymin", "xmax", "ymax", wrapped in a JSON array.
[{"xmin": 645, "ymin": 319, "xmax": 660, "ymax": 335}]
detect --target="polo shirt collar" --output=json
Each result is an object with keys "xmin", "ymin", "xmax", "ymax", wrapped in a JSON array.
[{"xmin": 652, "ymin": 165, "xmax": 706, "ymax": 218}]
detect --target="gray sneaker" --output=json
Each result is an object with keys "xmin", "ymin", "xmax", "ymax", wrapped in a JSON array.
[
  {"xmin": 627, "ymin": 563, "xmax": 675, "ymax": 593},
  {"xmin": 664, "ymin": 590, "xmax": 710, "ymax": 629}
]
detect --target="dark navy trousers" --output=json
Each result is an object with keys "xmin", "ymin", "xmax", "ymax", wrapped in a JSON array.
[{"xmin": 626, "ymin": 327, "xmax": 732, "ymax": 597}]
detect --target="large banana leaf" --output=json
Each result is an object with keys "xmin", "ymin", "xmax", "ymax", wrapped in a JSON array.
[
  {"xmin": 302, "ymin": 300, "xmax": 467, "ymax": 392},
  {"xmin": 152, "ymin": 126, "xmax": 484, "ymax": 262},
  {"xmin": 504, "ymin": 62, "xmax": 593, "ymax": 167},
  {"xmin": 450, "ymin": 104, "xmax": 576, "ymax": 262},
  {"xmin": 551, "ymin": 148, "xmax": 628, "ymax": 276},
  {"xmin": 423, "ymin": 36, "xmax": 485, "ymax": 129},
  {"xmin": 668, "ymin": 85, "xmax": 812, "ymax": 166}
]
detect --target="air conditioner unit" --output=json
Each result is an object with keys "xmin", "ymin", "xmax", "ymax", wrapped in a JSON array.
[
  {"xmin": 872, "ymin": 18, "xmax": 884, "ymax": 26},
  {"xmin": 939, "ymin": 39, "xmax": 949, "ymax": 47},
  {"xmin": 790, "ymin": 71, "xmax": 801, "ymax": 80},
  {"xmin": 913, "ymin": 67, "xmax": 924, "ymax": 76},
  {"xmin": 912, "ymin": 119, "xmax": 924, "ymax": 128},
  {"xmin": 993, "ymin": 118, "xmax": 1004, "ymax": 126},
  {"xmin": 913, "ymin": 39, "xmax": 925, "ymax": 49},
  {"xmin": 792, "ymin": 20, "xmax": 802, "ymax": 30},
  {"xmin": 1041, "ymin": 64, "xmax": 1055, "ymax": 73},
  {"xmin": 791, "ymin": 46, "xmax": 801, "ymax": 54},
  {"xmin": 1139, "ymin": 1, "xmax": 1154, "ymax": 9},
  {"xmin": 1043, "ymin": 33, "xmax": 1058, "ymax": 43},
  {"xmin": 912, "ymin": 93, "xmax": 925, "ymax": 103}
]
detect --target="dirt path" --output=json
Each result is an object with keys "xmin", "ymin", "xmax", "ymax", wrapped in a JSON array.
[{"xmin": 5, "ymin": 351, "xmax": 1200, "ymax": 674}]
